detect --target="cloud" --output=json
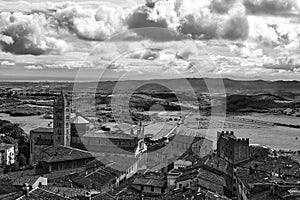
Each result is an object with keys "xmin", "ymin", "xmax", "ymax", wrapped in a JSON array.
[
  {"xmin": 210, "ymin": 0, "xmax": 237, "ymax": 14},
  {"xmin": 24, "ymin": 61, "xmax": 97, "ymax": 70},
  {"xmin": 53, "ymin": 3, "xmax": 128, "ymax": 41},
  {"xmin": 263, "ymin": 54, "xmax": 300, "ymax": 71},
  {"xmin": 0, "ymin": 12, "xmax": 69, "ymax": 55},
  {"xmin": 243, "ymin": 0, "xmax": 297, "ymax": 15},
  {"xmin": 229, "ymin": 42, "xmax": 263, "ymax": 58},
  {"xmin": 126, "ymin": 49, "xmax": 160, "ymax": 60},
  {"xmin": 0, "ymin": 60, "xmax": 15, "ymax": 66},
  {"xmin": 180, "ymin": 1, "xmax": 249, "ymax": 40},
  {"xmin": 24, "ymin": 65, "xmax": 43, "ymax": 70}
]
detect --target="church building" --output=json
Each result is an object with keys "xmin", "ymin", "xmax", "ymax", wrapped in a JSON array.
[{"xmin": 30, "ymin": 91, "xmax": 143, "ymax": 164}]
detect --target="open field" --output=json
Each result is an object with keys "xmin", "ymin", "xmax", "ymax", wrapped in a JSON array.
[
  {"xmin": 0, "ymin": 113, "xmax": 52, "ymax": 134},
  {"xmin": 151, "ymin": 111, "xmax": 300, "ymax": 151},
  {"xmin": 234, "ymin": 113, "xmax": 300, "ymax": 126},
  {"xmin": 196, "ymin": 127, "xmax": 299, "ymax": 151}
]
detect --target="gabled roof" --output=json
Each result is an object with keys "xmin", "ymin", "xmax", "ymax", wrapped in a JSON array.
[
  {"xmin": 71, "ymin": 116, "xmax": 90, "ymax": 124},
  {"xmin": 17, "ymin": 188, "xmax": 69, "ymax": 200},
  {"xmin": 40, "ymin": 145, "xmax": 94, "ymax": 163},
  {"xmin": 133, "ymin": 178, "xmax": 166, "ymax": 188},
  {"xmin": 30, "ymin": 127, "xmax": 53, "ymax": 134}
]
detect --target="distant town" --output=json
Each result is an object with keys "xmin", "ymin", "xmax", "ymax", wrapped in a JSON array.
[{"xmin": 0, "ymin": 80, "xmax": 299, "ymax": 200}]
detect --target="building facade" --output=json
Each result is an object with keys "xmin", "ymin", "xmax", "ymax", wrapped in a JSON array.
[
  {"xmin": 0, "ymin": 143, "xmax": 15, "ymax": 166},
  {"xmin": 217, "ymin": 131, "xmax": 250, "ymax": 165}
]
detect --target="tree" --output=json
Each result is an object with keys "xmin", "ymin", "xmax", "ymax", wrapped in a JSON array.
[
  {"xmin": 0, "ymin": 123, "xmax": 28, "ymax": 145},
  {"xmin": 2, "ymin": 136, "xmax": 16, "ymax": 145},
  {"xmin": 18, "ymin": 154, "xmax": 27, "ymax": 167}
]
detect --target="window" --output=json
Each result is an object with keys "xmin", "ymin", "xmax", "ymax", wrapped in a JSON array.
[
  {"xmin": 141, "ymin": 186, "xmax": 144, "ymax": 191},
  {"xmin": 151, "ymin": 186, "xmax": 154, "ymax": 192}
]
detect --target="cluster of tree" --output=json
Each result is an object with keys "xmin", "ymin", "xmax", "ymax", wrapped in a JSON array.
[
  {"xmin": 275, "ymin": 123, "xmax": 300, "ymax": 129},
  {"xmin": 0, "ymin": 120, "xmax": 30, "ymax": 172},
  {"xmin": 226, "ymin": 94, "xmax": 290, "ymax": 113},
  {"xmin": 0, "ymin": 105, "xmax": 51, "ymax": 116}
]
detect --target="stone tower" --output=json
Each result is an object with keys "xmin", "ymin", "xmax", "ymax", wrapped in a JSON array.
[
  {"xmin": 217, "ymin": 131, "xmax": 249, "ymax": 164},
  {"xmin": 53, "ymin": 90, "xmax": 71, "ymax": 146}
]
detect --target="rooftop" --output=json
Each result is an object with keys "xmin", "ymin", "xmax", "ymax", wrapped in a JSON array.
[
  {"xmin": 40, "ymin": 145, "xmax": 94, "ymax": 163},
  {"xmin": 71, "ymin": 115, "xmax": 90, "ymax": 124},
  {"xmin": 133, "ymin": 178, "xmax": 166, "ymax": 188},
  {"xmin": 39, "ymin": 186, "xmax": 100, "ymax": 198},
  {"xmin": 30, "ymin": 127, "xmax": 53, "ymax": 134},
  {"xmin": 0, "ymin": 170, "xmax": 40, "ymax": 187},
  {"xmin": 18, "ymin": 188, "xmax": 69, "ymax": 200},
  {"xmin": 84, "ymin": 131, "xmax": 136, "ymax": 140},
  {"xmin": 0, "ymin": 143, "xmax": 14, "ymax": 149}
]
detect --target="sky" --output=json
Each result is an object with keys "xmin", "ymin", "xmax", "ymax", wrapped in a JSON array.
[{"xmin": 0, "ymin": 0, "xmax": 300, "ymax": 81}]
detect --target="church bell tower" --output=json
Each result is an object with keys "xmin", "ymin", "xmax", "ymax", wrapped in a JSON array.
[{"xmin": 53, "ymin": 90, "xmax": 71, "ymax": 146}]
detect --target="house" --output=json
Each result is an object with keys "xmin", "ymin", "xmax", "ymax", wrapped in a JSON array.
[
  {"xmin": 174, "ymin": 165, "xmax": 226, "ymax": 195},
  {"xmin": 70, "ymin": 155, "xmax": 139, "ymax": 193},
  {"xmin": 0, "ymin": 170, "xmax": 47, "ymax": 191},
  {"xmin": 35, "ymin": 145, "xmax": 95, "ymax": 174},
  {"xmin": 16, "ymin": 187, "xmax": 69, "ymax": 200},
  {"xmin": 132, "ymin": 177, "xmax": 167, "ymax": 194},
  {"xmin": 0, "ymin": 143, "xmax": 15, "ymax": 166}
]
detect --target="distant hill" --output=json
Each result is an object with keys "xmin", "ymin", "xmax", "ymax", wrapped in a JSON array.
[
  {"xmin": 94, "ymin": 78, "xmax": 300, "ymax": 94},
  {"xmin": 1, "ymin": 78, "xmax": 300, "ymax": 96},
  {"xmin": 226, "ymin": 93, "xmax": 299, "ymax": 113}
]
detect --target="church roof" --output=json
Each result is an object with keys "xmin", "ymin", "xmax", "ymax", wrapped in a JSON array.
[
  {"xmin": 30, "ymin": 128, "xmax": 53, "ymax": 134},
  {"xmin": 40, "ymin": 145, "xmax": 94, "ymax": 163},
  {"xmin": 71, "ymin": 116, "xmax": 90, "ymax": 124}
]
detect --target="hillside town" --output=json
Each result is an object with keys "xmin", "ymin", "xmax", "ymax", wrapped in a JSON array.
[{"xmin": 0, "ymin": 91, "xmax": 299, "ymax": 200}]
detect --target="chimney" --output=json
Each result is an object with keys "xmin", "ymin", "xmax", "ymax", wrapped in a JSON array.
[
  {"xmin": 85, "ymin": 191, "xmax": 92, "ymax": 200},
  {"xmin": 22, "ymin": 183, "xmax": 30, "ymax": 197}
]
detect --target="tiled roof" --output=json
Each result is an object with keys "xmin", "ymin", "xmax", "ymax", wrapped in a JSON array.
[
  {"xmin": 176, "ymin": 125, "xmax": 206, "ymax": 138},
  {"xmin": 39, "ymin": 186, "xmax": 100, "ymax": 198},
  {"xmin": 0, "ymin": 170, "xmax": 39, "ymax": 187},
  {"xmin": 84, "ymin": 132, "xmax": 136, "ymax": 140},
  {"xmin": 43, "ymin": 167, "xmax": 85, "ymax": 180},
  {"xmin": 72, "ymin": 167, "xmax": 116, "ymax": 188},
  {"xmin": 133, "ymin": 178, "xmax": 166, "ymax": 188},
  {"xmin": 81, "ymin": 144, "xmax": 136, "ymax": 155},
  {"xmin": 197, "ymin": 168, "xmax": 226, "ymax": 186},
  {"xmin": 0, "ymin": 192, "xmax": 23, "ymax": 200},
  {"xmin": 93, "ymin": 154, "xmax": 138, "ymax": 172},
  {"xmin": 40, "ymin": 145, "xmax": 94, "ymax": 163},
  {"xmin": 30, "ymin": 127, "xmax": 53, "ymax": 134},
  {"xmin": 91, "ymin": 193, "xmax": 116, "ymax": 200},
  {"xmin": 0, "ymin": 143, "xmax": 14, "ymax": 149},
  {"xmin": 18, "ymin": 188, "xmax": 69, "ymax": 200}
]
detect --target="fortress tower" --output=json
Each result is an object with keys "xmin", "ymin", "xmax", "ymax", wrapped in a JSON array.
[
  {"xmin": 53, "ymin": 90, "xmax": 71, "ymax": 146},
  {"xmin": 217, "ymin": 131, "xmax": 249, "ymax": 165}
]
